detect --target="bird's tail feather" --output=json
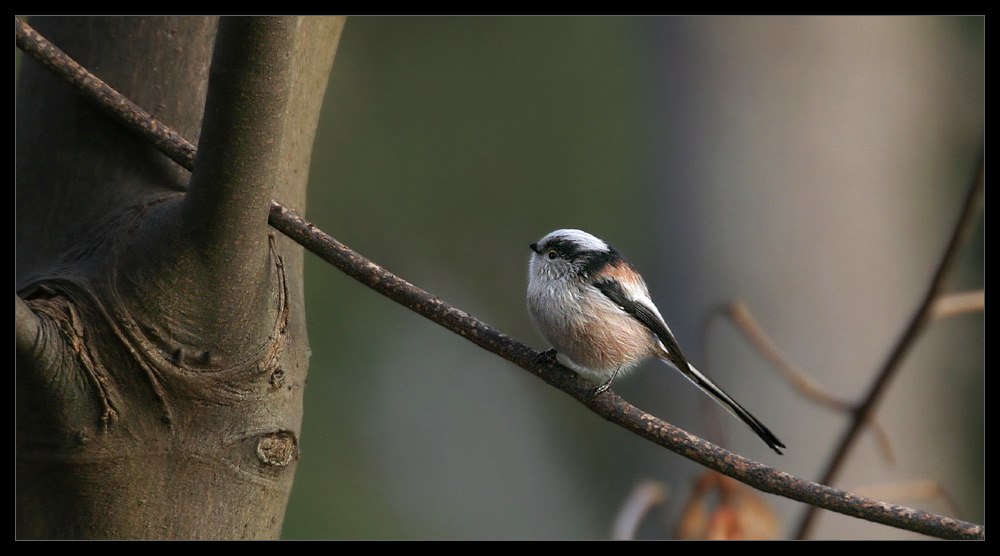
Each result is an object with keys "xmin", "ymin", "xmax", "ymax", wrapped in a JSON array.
[{"xmin": 661, "ymin": 358, "xmax": 785, "ymax": 455}]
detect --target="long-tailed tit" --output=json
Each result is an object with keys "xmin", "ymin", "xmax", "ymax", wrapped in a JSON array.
[{"xmin": 527, "ymin": 229, "xmax": 785, "ymax": 454}]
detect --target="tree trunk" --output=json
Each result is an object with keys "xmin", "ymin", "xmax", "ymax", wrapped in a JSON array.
[{"xmin": 15, "ymin": 16, "xmax": 344, "ymax": 539}]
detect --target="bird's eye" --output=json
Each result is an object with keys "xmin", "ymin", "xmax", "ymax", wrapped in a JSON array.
[{"xmin": 547, "ymin": 250, "xmax": 558, "ymax": 260}]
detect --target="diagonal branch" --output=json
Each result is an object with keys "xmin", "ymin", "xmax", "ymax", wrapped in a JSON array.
[
  {"xmin": 14, "ymin": 16, "xmax": 984, "ymax": 540},
  {"xmin": 795, "ymin": 153, "xmax": 985, "ymax": 538},
  {"xmin": 715, "ymin": 301, "xmax": 898, "ymax": 464},
  {"xmin": 14, "ymin": 17, "xmax": 199, "ymax": 173},
  {"xmin": 266, "ymin": 203, "xmax": 984, "ymax": 541}
]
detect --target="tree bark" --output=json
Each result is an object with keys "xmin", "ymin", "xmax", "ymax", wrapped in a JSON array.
[{"xmin": 15, "ymin": 16, "xmax": 344, "ymax": 539}]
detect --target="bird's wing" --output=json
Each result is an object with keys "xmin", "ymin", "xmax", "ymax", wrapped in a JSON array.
[{"xmin": 592, "ymin": 278, "xmax": 786, "ymax": 455}]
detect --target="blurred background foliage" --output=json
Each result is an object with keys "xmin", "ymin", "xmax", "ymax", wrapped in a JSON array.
[{"xmin": 285, "ymin": 16, "xmax": 983, "ymax": 540}]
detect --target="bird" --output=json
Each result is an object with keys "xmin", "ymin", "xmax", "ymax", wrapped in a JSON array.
[{"xmin": 527, "ymin": 229, "xmax": 785, "ymax": 454}]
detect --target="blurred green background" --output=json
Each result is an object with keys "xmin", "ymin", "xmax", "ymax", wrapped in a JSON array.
[{"xmin": 285, "ymin": 16, "xmax": 984, "ymax": 540}]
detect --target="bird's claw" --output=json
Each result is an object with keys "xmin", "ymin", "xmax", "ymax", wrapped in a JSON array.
[{"xmin": 535, "ymin": 348, "xmax": 558, "ymax": 366}]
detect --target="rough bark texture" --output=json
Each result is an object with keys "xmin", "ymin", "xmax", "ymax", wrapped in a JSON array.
[{"xmin": 15, "ymin": 16, "xmax": 343, "ymax": 539}]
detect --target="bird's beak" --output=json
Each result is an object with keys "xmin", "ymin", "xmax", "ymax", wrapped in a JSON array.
[{"xmin": 529, "ymin": 242, "xmax": 540, "ymax": 254}]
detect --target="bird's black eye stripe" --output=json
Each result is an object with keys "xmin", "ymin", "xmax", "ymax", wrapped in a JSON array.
[
  {"xmin": 537, "ymin": 237, "xmax": 620, "ymax": 276},
  {"xmin": 541, "ymin": 238, "xmax": 580, "ymax": 259}
]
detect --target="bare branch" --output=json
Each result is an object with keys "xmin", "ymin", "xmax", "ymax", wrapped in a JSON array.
[
  {"xmin": 795, "ymin": 152, "xmax": 985, "ymax": 539},
  {"xmin": 266, "ymin": 203, "xmax": 984, "ymax": 540},
  {"xmin": 184, "ymin": 17, "xmax": 298, "ymax": 254},
  {"xmin": 14, "ymin": 294, "xmax": 42, "ymax": 359},
  {"xmin": 932, "ymin": 289, "xmax": 985, "ymax": 320},
  {"xmin": 724, "ymin": 301, "xmax": 853, "ymax": 413},
  {"xmin": 852, "ymin": 480, "xmax": 965, "ymax": 522},
  {"xmin": 15, "ymin": 16, "xmax": 984, "ymax": 540},
  {"xmin": 14, "ymin": 17, "xmax": 198, "ymax": 174},
  {"xmin": 612, "ymin": 480, "xmax": 668, "ymax": 540},
  {"xmin": 718, "ymin": 301, "xmax": 898, "ymax": 464}
]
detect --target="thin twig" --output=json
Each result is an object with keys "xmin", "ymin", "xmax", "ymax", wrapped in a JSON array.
[
  {"xmin": 932, "ymin": 289, "xmax": 985, "ymax": 320},
  {"xmin": 724, "ymin": 301, "xmax": 853, "ymax": 413},
  {"xmin": 723, "ymin": 298, "xmax": 974, "ymax": 525},
  {"xmin": 795, "ymin": 153, "xmax": 985, "ymax": 539},
  {"xmin": 15, "ymin": 16, "xmax": 985, "ymax": 540},
  {"xmin": 613, "ymin": 480, "xmax": 668, "ymax": 540},
  {"xmin": 718, "ymin": 301, "xmax": 897, "ymax": 464}
]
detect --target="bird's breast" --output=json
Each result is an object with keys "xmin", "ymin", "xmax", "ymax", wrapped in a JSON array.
[{"xmin": 528, "ymin": 281, "xmax": 657, "ymax": 375}]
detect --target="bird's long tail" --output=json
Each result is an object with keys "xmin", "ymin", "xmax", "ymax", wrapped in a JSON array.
[{"xmin": 661, "ymin": 358, "xmax": 785, "ymax": 455}]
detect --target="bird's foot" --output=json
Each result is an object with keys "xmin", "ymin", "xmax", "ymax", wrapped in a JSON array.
[
  {"xmin": 535, "ymin": 348, "xmax": 559, "ymax": 366},
  {"xmin": 591, "ymin": 380, "xmax": 611, "ymax": 397}
]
